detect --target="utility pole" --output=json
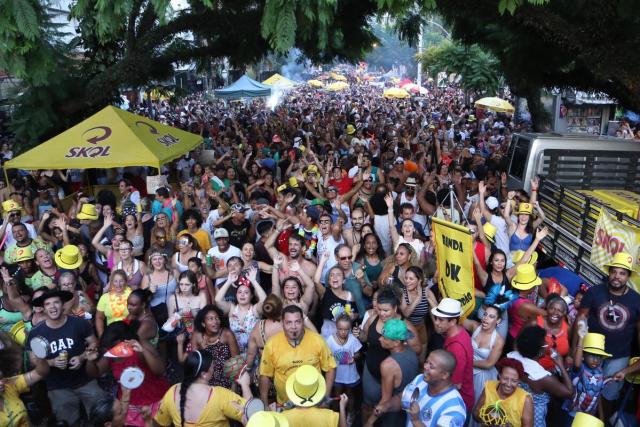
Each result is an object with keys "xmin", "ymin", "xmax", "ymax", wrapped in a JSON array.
[{"xmin": 416, "ymin": 22, "xmax": 424, "ymax": 87}]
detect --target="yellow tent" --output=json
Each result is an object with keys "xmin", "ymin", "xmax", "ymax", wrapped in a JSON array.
[
  {"xmin": 5, "ymin": 106, "xmax": 203, "ymax": 171},
  {"xmin": 330, "ymin": 72, "xmax": 347, "ymax": 81},
  {"xmin": 383, "ymin": 88, "xmax": 411, "ymax": 99},
  {"xmin": 307, "ymin": 79, "xmax": 325, "ymax": 88},
  {"xmin": 262, "ymin": 73, "xmax": 295, "ymax": 87},
  {"xmin": 326, "ymin": 82, "xmax": 349, "ymax": 91}
]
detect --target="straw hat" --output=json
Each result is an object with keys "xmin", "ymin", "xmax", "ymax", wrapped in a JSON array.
[
  {"xmin": 603, "ymin": 252, "xmax": 634, "ymax": 272},
  {"xmin": 515, "ymin": 203, "xmax": 533, "ymax": 215},
  {"xmin": 246, "ymin": 411, "xmax": 289, "ymax": 427},
  {"xmin": 512, "ymin": 250, "xmax": 538, "ymax": 265},
  {"xmin": 285, "ymin": 365, "xmax": 326, "ymax": 407},
  {"xmin": 571, "ymin": 412, "xmax": 603, "ymax": 427},
  {"xmin": 511, "ymin": 264, "xmax": 541, "ymax": 290},
  {"xmin": 54, "ymin": 245, "xmax": 83, "ymax": 269},
  {"xmin": 582, "ymin": 333, "xmax": 611, "ymax": 358},
  {"xmin": 76, "ymin": 204, "xmax": 99, "ymax": 220},
  {"xmin": 346, "ymin": 124, "xmax": 356, "ymax": 135},
  {"xmin": 15, "ymin": 246, "xmax": 34, "ymax": 263},
  {"xmin": 2, "ymin": 200, "xmax": 21, "ymax": 212},
  {"xmin": 483, "ymin": 222, "xmax": 497, "ymax": 243}
]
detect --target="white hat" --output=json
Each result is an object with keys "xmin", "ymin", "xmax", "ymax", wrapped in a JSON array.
[
  {"xmin": 213, "ymin": 228, "xmax": 229, "ymax": 239},
  {"xmin": 431, "ymin": 298, "xmax": 462, "ymax": 318},
  {"xmin": 395, "ymin": 157, "xmax": 405, "ymax": 164},
  {"xmin": 485, "ymin": 197, "xmax": 499, "ymax": 210},
  {"xmin": 468, "ymin": 147, "xmax": 476, "ymax": 155}
]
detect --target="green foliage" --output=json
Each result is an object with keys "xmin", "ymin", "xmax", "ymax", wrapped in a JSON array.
[{"xmin": 418, "ymin": 42, "xmax": 500, "ymax": 94}]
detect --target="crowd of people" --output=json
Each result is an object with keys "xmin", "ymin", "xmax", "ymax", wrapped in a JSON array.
[{"xmin": 0, "ymin": 78, "xmax": 636, "ymax": 427}]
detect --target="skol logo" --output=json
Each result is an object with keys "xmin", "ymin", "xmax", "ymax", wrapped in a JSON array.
[
  {"xmin": 595, "ymin": 227, "xmax": 626, "ymax": 256},
  {"xmin": 65, "ymin": 126, "xmax": 113, "ymax": 158}
]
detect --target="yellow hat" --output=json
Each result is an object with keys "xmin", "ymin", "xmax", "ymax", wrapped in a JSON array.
[
  {"xmin": 603, "ymin": 252, "xmax": 634, "ymax": 272},
  {"xmin": 582, "ymin": 333, "xmax": 612, "ymax": 358},
  {"xmin": 246, "ymin": 411, "xmax": 289, "ymax": 427},
  {"xmin": 512, "ymin": 250, "xmax": 538, "ymax": 265},
  {"xmin": 516, "ymin": 202, "xmax": 533, "ymax": 215},
  {"xmin": 76, "ymin": 203, "xmax": 99, "ymax": 220},
  {"xmin": 571, "ymin": 412, "xmax": 603, "ymax": 427},
  {"xmin": 285, "ymin": 365, "xmax": 326, "ymax": 407},
  {"xmin": 9, "ymin": 320, "xmax": 26, "ymax": 346},
  {"xmin": 288, "ymin": 177, "xmax": 299, "ymax": 188},
  {"xmin": 15, "ymin": 246, "xmax": 34, "ymax": 263},
  {"xmin": 511, "ymin": 264, "xmax": 541, "ymax": 290},
  {"xmin": 346, "ymin": 124, "xmax": 356, "ymax": 135},
  {"xmin": 2, "ymin": 200, "xmax": 21, "ymax": 212},
  {"xmin": 625, "ymin": 357, "xmax": 640, "ymax": 384},
  {"xmin": 483, "ymin": 222, "xmax": 497, "ymax": 243},
  {"xmin": 304, "ymin": 165, "xmax": 319, "ymax": 177},
  {"xmin": 54, "ymin": 245, "xmax": 82, "ymax": 270},
  {"xmin": 298, "ymin": 145, "xmax": 306, "ymax": 153}
]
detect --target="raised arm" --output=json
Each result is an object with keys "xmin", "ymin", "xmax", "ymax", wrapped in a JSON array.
[
  {"xmin": 214, "ymin": 273, "xmax": 237, "ymax": 315},
  {"xmin": 92, "ymin": 215, "xmax": 114, "ymax": 256},
  {"xmin": 385, "ymin": 193, "xmax": 400, "ymax": 248},
  {"xmin": 477, "ymin": 182, "xmax": 493, "ymax": 222},
  {"xmin": 292, "ymin": 261, "xmax": 315, "ymax": 309},
  {"xmin": 246, "ymin": 266, "xmax": 267, "ymax": 315},
  {"xmin": 313, "ymin": 252, "xmax": 330, "ymax": 299}
]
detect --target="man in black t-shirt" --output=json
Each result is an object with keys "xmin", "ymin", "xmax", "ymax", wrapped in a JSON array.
[
  {"xmin": 27, "ymin": 289, "xmax": 107, "ymax": 426},
  {"xmin": 221, "ymin": 203, "xmax": 254, "ymax": 248},
  {"xmin": 577, "ymin": 252, "xmax": 640, "ymax": 415}
]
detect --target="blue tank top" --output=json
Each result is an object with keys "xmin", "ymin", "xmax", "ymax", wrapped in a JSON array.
[{"xmin": 509, "ymin": 232, "xmax": 533, "ymax": 251}]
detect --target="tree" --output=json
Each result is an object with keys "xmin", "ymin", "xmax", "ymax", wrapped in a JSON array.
[
  {"xmin": 428, "ymin": 0, "xmax": 640, "ymax": 130},
  {"xmin": 417, "ymin": 42, "xmax": 501, "ymax": 96},
  {"xmin": 2, "ymin": 0, "xmax": 381, "ymax": 147}
]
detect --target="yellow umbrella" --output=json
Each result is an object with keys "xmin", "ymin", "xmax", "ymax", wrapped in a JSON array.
[
  {"xmin": 307, "ymin": 79, "xmax": 324, "ymax": 88},
  {"xmin": 330, "ymin": 72, "xmax": 347, "ymax": 81},
  {"xmin": 383, "ymin": 87, "xmax": 411, "ymax": 99},
  {"xmin": 474, "ymin": 97, "xmax": 515, "ymax": 113},
  {"xmin": 263, "ymin": 73, "xmax": 295, "ymax": 88},
  {"xmin": 326, "ymin": 81, "xmax": 349, "ymax": 91}
]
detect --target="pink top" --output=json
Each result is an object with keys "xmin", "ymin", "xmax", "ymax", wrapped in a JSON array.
[{"xmin": 508, "ymin": 298, "xmax": 528, "ymax": 339}]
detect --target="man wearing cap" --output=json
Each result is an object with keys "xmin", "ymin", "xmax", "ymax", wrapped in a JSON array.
[
  {"xmin": 260, "ymin": 305, "xmax": 336, "ymax": 408},
  {"xmin": 432, "ymin": 298, "xmax": 474, "ymax": 413},
  {"xmin": 206, "ymin": 227, "xmax": 242, "ymax": 287},
  {"xmin": 400, "ymin": 349, "xmax": 467, "ymax": 427},
  {"xmin": 26, "ymin": 289, "xmax": 107, "ymax": 425},
  {"xmin": 3, "ymin": 222, "xmax": 50, "ymax": 265},
  {"xmin": 576, "ymin": 251, "xmax": 640, "ymax": 416},
  {"xmin": 367, "ymin": 319, "xmax": 419, "ymax": 427},
  {"xmin": 213, "ymin": 203, "xmax": 254, "ymax": 249},
  {"xmin": 0, "ymin": 200, "xmax": 37, "ymax": 246}
]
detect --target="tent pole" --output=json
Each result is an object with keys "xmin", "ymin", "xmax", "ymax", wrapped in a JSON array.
[{"xmin": 3, "ymin": 167, "xmax": 9, "ymax": 191}]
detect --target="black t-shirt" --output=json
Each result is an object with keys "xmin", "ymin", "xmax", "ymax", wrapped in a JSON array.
[
  {"xmin": 581, "ymin": 284, "xmax": 640, "ymax": 358},
  {"xmin": 26, "ymin": 316, "xmax": 93, "ymax": 390},
  {"xmin": 222, "ymin": 218, "xmax": 251, "ymax": 248}
]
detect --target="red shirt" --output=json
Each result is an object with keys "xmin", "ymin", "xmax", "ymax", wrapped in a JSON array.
[
  {"xmin": 474, "ymin": 241, "xmax": 487, "ymax": 291},
  {"xmin": 328, "ymin": 176, "xmax": 354, "ymax": 196},
  {"xmin": 444, "ymin": 327, "xmax": 474, "ymax": 411},
  {"xmin": 110, "ymin": 352, "xmax": 169, "ymax": 405}
]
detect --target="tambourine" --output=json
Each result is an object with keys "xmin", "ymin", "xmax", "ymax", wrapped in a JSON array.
[
  {"xmin": 120, "ymin": 366, "xmax": 145, "ymax": 390},
  {"xmin": 401, "ymin": 384, "xmax": 420, "ymax": 410},
  {"xmin": 30, "ymin": 336, "xmax": 50, "ymax": 359},
  {"xmin": 243, "ymin": 398, "xmax": 265, "ymax": 420}
]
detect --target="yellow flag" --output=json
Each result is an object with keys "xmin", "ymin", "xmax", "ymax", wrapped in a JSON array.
[
  {"xmin": 591, "ymin": 209, "xmax": 640, "ymax": 292},
  {"xmin": 432, "ymin": 217, "xmax": 475, "ymax": 319}
]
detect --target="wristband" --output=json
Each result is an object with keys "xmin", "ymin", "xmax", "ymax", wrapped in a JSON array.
[{"xmin": 531, "ymin": 189, "xmax": 537, "ymax": 192}]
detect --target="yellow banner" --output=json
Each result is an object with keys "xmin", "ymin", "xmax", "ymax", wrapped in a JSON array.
[
  {"xmin": 432, "ymin": 217, "xmax": 475, "ymax": 319},
  {"xmin": 591, "ymin": 210, "xmax": 640, "ymax": 292}
]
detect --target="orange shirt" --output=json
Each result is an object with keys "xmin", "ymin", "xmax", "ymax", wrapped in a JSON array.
[{"xmin": 536, "ymin": 316, "xmax": 569, "ymax": 371}]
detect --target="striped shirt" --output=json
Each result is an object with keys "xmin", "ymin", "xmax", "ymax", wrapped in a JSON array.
[{"xmin": 401, "ymin": 375, "xmax": 466, "ymax": 427}]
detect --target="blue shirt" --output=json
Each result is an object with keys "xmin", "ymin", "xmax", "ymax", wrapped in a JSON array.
[{"xmin": 401, "ymin": 374, "xmax": 466, "ymax": 427}]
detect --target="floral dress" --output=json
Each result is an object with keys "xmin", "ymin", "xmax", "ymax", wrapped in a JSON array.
[{"xmin": 229, "ymin": 305, "xmax": 259, "ymax": 356}]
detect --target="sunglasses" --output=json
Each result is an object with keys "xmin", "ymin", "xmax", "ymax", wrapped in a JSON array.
[
  {"xmin": 119, "ymin": 247, "xmax": 132, "ymax": 251},
  {"xmin": 177, "ymin": 239, "xmax": 190, "ymax": 245},
  {"xmin": 339, "ymin": 256, "xmax": 351, "ymax": 261}
]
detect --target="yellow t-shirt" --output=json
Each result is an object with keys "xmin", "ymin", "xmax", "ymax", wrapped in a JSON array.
[
  {"xmin": 282, "ymin": 407, "xmax": 339, "ymax": 427},
  {"xmin": 482, "ymin": 380, "xmax": 530, "ymax": 427},
  {"xmin": 97, "ymin": 288, "xmax": 132, "ymax": 324},
  {"xmin": 260, "ymin": 329, "xmax": 337, "ymax": 404},
  {"xmin": 154, "ymin": 384, "xmax": 245, "ymax": 427},
  {"xmin": 0, "ymin": 374, "xmax": 30, "ymax": 427}
]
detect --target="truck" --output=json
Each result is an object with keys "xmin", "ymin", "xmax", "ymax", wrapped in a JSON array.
[{"xmin": 505, "ymin": 133, "xmax": 640, "ymax": 287}]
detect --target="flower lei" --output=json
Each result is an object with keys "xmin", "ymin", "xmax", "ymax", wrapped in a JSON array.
[{"xmin": 298, "ymin": 224, "xmax": 319, "ymax": 256}]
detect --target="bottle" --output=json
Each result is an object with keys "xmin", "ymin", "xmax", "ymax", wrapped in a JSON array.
[{"xmin": 58, "ymin": 351, "xmax": 68, "ymax": 368}]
